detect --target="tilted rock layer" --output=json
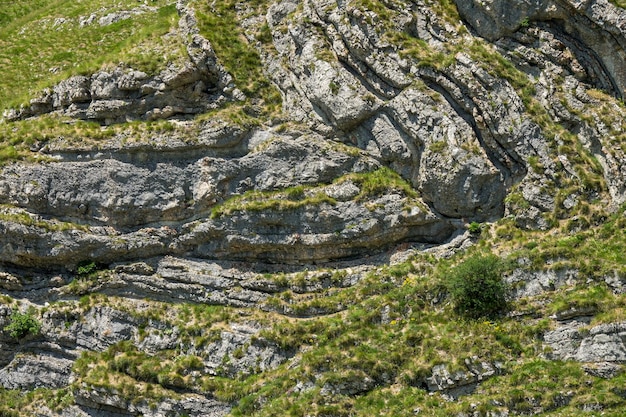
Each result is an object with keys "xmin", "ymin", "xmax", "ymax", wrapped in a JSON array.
[{"xmin": 0, "ymin": 0, "xmax": 626, "ymax": 415}]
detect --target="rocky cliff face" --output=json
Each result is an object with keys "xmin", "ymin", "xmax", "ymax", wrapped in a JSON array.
[{"xmin": 0, "ymin": 0, "xmax": 625, "ymax": 415}]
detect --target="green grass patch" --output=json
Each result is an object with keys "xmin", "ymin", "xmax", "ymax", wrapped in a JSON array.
[
  {"xmin": 0, "ymin": 387, "xmax": 73, "ymax": 416},
  {"xmin": 233, "ymin": 257, "xmax": 544, "ymax": 415},
  {"xmin": 0, "ymin": 1, "xmax": 187, "ymax": 163},
  {"xmin": 503, "ymin": 203, "xmax": 626, "ymax": 278},
  {"xmin": 0, "ymin": 115, "xmax": 196, "ymax": 165},
  {"xmin": 210, "ymin": 185, "xmax": 337, "ymax": 219},
  {"xmin": 35, "ymin": 230, "xmax": 626, "ymax": 417},
  {"xmin": 192, "ymin": 0, "xmax": 282, "ymax": 116},
  {"xmin": 339, "ymin": 167, "xmax": 419, "ymax": 201},
  {"xmin": 210, "ymin": 167, "xmax": 420, "ymax": 218},
  {"xmin": 0, "ymin": 0, "xmax": 180, "ymax": 111},
  {"xmin": 0, "ymin": 205, "xmax": 90, "ymax": 232}
]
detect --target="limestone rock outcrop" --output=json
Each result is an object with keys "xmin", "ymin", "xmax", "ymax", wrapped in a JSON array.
[
  {"xmin": 4, "ymin": 1, "xmax": 235, "ymax": 124},
  {"xmin": 1, "ymin": 0, "xmax": 626, "ymax": 415}
]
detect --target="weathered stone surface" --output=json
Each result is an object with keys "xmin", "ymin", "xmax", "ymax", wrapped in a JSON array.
[
  {"xmin": 544, "ymin": 321, "xmax": 626, "ymax": 363},
  {"xmin": 0, "ymin": 353, "xmax": 73, "ymax": 390},
  {"xmin": 0, "ymin": 272, "xmax": 22, "ymax": 291},
  {"xmin": 321, "ymin": 371, "xmax": 375, "ymax": 396},
  {"xmin": 196, "ymin": 322, "xmax": 293, "ymax": 377},
  {"xmin": 176, "ymin": 193, "xmax": 455, "ymax": 264},
  {"xmin": 1, "ymin": 0, "xmax": 626, "ymax": 415},
  {"xmin": 0, "ymin": 126, "xmax": 462, "ymax": 267},
  {"xmin": 543, "ymin": 320, "xmax": 588, "ymax": 360},
  {"xmin": 0, "ymin": 159, "xmax": 193, "ymax": 227},
  {"xmin": 73, "ymin": 388, "xmax": 230, "ymax": 417},
  {"xmin": 506, "ymin": 268, "xmax": 580, "ymax": 299},
  {"xmin": 455, "ymin": 0, "xmax": 626, "ymax": 98},
  {"xmin": 583, "ymin": 362, "xmax": 623, "ymax": 379},
  {"xmin": 424, "ymin": 358, "xmax": 504, "ymax": 400},
  {"xmin": 455, "ymin": 0, "xmax": 622, "ymax": 72},
  {"xmin": 97, "ymin": 6, "xmax": 156, "ymax": 27}
]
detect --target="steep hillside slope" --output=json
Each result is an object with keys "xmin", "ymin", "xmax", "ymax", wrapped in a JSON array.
[{"xmin": 0, "ymin": 0, "xmax": 625, "ymax": 415}]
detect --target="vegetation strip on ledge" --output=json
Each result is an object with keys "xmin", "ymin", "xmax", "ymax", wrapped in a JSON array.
[{"xmin": 210, "ymin": 167, "xmax": 420, "ymax": 218}]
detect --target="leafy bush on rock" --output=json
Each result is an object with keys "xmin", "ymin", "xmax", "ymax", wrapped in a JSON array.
[{"xmin": 4, "ymin": 309, "xmax": 41, "ymax": 339}]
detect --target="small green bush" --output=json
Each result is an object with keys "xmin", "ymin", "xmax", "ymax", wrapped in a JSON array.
[
  {"xmin": 76, "ymin": 260, "xmax": 98, "ymax": 276},
  {"xmin": 4, "ymin": 309, "xmax": 41, "ymax": 339},
  {"xmin": 445, "ymin": 254, "xmax": 508, "ymax": 319},
  {"xmin": 468, "ymin": 221, "xmax": 482, "ymax": 235}
]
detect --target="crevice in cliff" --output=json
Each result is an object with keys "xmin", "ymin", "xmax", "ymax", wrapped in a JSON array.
[
  {"xmin": 309, "ymin": 1, "xmax": 407, "ymax": 101},
  {"xmin": 48, "ymin": 137, "xmax": 252, "ymax": 164},
  {"xmin": 336, "ymin": 55, "xmax": 401, "ymax": 101},
  {"xmin": 420, "ymin": 74, "xmax": 515, "ymax": 183},
  {"xmin": 379, "ymin": 108, "xmax": 424, "ymax": 185}
]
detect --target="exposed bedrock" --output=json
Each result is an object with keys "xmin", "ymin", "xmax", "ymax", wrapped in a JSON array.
[
  {"xmin": 1, "ymin": 0, "xmax": 625, "ymax": 271},
  {"xmin": 3, "ymin": 0, "xmax": 625, "ymax": 271},
  {"xmin": 0, "ymin": 133, "xmax": 364, "ymax": 229},
  {"xmin": 1, "ymin": 0, "xmax": 626, "ymax": 414},
  {"xmin": 454, "ymin": 0, "xmax": 626, "ymax": 99},
  {"xmin": 0, "ymin": 127, "xmax": 461, "ymax": 268},
  {"xmin": 263, "ymin": 0, "xmax": 541, "ymax": 221}
]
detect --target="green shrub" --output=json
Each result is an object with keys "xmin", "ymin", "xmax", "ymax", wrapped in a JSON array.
[
  {"xmin": 445, "ymin": 254, "xmax": 508, "ymax": 319},
  {"xmin": 4, "ymin": 309, "xmax": 41, "ymax": 339},
  {"xmin": 468, "ymin": 221, "xmax": 482, "ymax": 235},
  {"xmin": 76, "ymin": 260, "xmax": 98, "ymax": 276}
]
